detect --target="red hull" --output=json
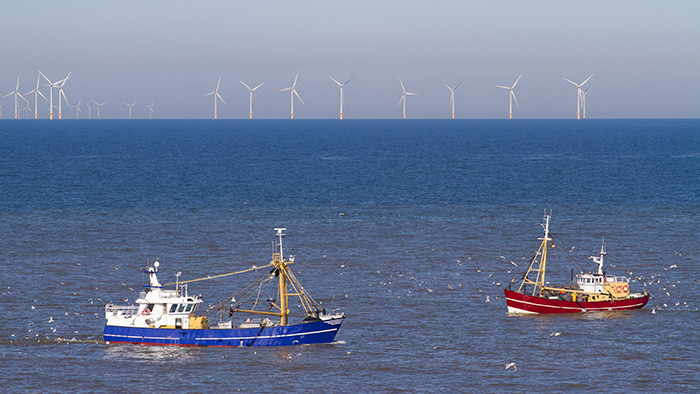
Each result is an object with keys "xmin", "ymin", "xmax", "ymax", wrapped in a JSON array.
[{"xmin": 504, "ymin": 289, "xmax": 649, "ymax": 314}]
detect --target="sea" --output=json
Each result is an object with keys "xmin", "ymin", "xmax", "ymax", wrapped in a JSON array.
[{"xmin": 0, "ymin": 119, "xmax": 698, "ymax": 393}]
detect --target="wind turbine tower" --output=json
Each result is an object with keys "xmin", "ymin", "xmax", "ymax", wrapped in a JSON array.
[
  {"xmin": 123, "ymin": 101, "xmax": 137, "ymax": 119},
  {"xmin": 444, "ymin": 82, "xmax": 461, "ymax": 119},
  {"xmin": 204, "ymin": 77, "xmax": 225, "ymax": 119},
  {"xmin": 239, "ymin": 81, "xmax": 264, "ymax": 119},
  {"xmin": 26, "ymin": 73, "xmax": 48, "ymax": 119},
  {"xmin": 70, "ymin": 99, "xmax": 82, "ymax": 119},
  {"xmin": 398, "ymin": 78, "xmax": 418, "ymax": 119},
  {"xmin": 495, "ymin": 74, "xmax": 522, "ymax": 119},
  {"xmin": 3, "ymin": 76, "xmax": 28, "ymax": 119},
  {"xmin": 56, "ymin": 72, "xmax": 71, "ymax": 120},
  {"xmin": 329, "ymin": 75, "xmax": 356, "ymax": 120},
  {"xmin": 38, "ymin": 70, "xmax": 65, "ymax": 120},
  {"xmin": 145, "ymin": 100, "xmax": 155, "ymax": 119},
  {"xmin": 279, "ymin": 71, "xmax": 303, "ymax": 119},
  {"xmin": 93, "ymin": 100, "xmax": 106, "ymax": 119},
  {"xmin": 563, "ymin": 75, "xmax": 593, "ymax": 119}
]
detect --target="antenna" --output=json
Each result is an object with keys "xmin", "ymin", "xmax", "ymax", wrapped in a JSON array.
[{"xmin": 274, "ymin": 227, "xmax": 287, "ymax": 259}]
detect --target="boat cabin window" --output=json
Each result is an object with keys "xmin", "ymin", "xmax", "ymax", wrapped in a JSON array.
[
  {"xmin": 185, "ymin": 304, "xmax": 193, "ymax": 312},
  {"xmin": 177, "ymin": 304, "xmax": 185, "ymax": 313},
  {"xmin": 169, "ymin": 304, "xmax": 177, "ymax": 313}
]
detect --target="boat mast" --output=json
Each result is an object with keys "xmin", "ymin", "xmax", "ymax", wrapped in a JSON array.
[
  {"xmin": 273, "ymin": 228, "xmax": 290, "ymax": 325},
  {"xmin": 536, "ymin": 211, "xmax": 552, "ymax": 291},
  {"xmin": 517, "ymin": 210, "xmax": 552, "ymax": 296},
  {"xmin": 590, "ymin": 238, "xmax": 606, "ymax": 275}
]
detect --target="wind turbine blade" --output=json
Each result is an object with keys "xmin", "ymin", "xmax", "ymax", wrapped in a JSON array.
[
  {"xmin": 38, "ymin": 90, "xmax": 48, "ymax": 102},
  {"xmin": 217, "ymin": 93, "xmax": 226, "ymax": 105},
  {"xmin": 581, "ymin": 74, "xmax": 594, "ymax": 86},
  {"xmin": 216, "ymin": 77, "xmax": 221, "ymax": 92},
  {"xmin": 279, "ymin": 87, "xmax": 292, "ymax": 92},
  {"xmin": 328, "ymin": 75, "xmax": 342, "ymax": 86},
  {"xmin": 399, "ymin": 78, "xmax": 406, "ymax": 93},
  {"xmin": 406, "ymin": 92, "xmax": 418, "ymax": 96},
  {"xmin": 454, "ymin": 82, "xmax": 462, "ymax": 90},
  {"xmin": 294, "ymin": 89, "xmax": 303, "ymax": 104},
  {"xmin": 60, "ymin": 90, "xmax": 68, "ymax": 105},
  {"xmin": 38, "ymin": 70, "xmax": 50, "ymax": 84},
  {"xmin": 3, "ymin": 92, "xmax": 13, "ymax": 99},
  {"xmin": 93, "ymin": 100, "xmax": 99, "ymax": 105},
  {"xmin": 344, "ymin": 76, "xmax": 357, "ymax": 85},
  {"xmin": 292, "ymin": 71, "xmax": 299, "ymax": 88},
  {"xmin": 495, "ymin": 85, "xmax": 509, "ymax": 89},
  {"xmin": 123, "ymin": 102, "xmax": 129, "ymax": 106},
  {"xmin": 444, "ymin": 82, "xmax": 451, "ymax": 90},
  {"xmin": 16, "ymin": 75, "xmax": 20, "ymax": 91},
  {"xmin": 151, "ymin": 100, "xmax": 155, "ymax": 106},
  {"xmin": 398, "ymin": 95, "xmax": 405, "ymax": 106},
  {"xmin": 563, "ymin": 77, "xmax": 578, "ymax": 87},
  {"xmin": 204, "ymin": 91, "xmax": 215, "ymax": 96},
  {"xmin": 239, "ymin": 80, "xmax": 251, "ymax": 90},
  {"xmin": 252, "ymin": 83, "xmax": 264, "ymax": 91},
  {"xmin": 18, "ymin": 92, "xmax": 27, "ymax": 103},
  {"xmin": 511, "ymin": 90, "xmax": 519, "ymax": 107},
  {"xmin": 511, "ymin": 74, "xmax": 522, "ymax": 89},
  {"xmin": 77, "ymin": 99, "xmax": 81, "ymax": 106}
]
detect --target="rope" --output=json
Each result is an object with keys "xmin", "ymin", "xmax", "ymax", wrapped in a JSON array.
[
  {"xmin": 163, "ymin": 262, "xmax": 273, "ymax": 286},
  {"xmin": 550, "ymin": 233, "xmax": 586, "ymax": 273}
]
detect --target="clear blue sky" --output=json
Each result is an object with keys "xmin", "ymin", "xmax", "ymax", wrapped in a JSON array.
[{"xmin": 1, "ymin": 1, "xmax": 698, "ymax": 119}]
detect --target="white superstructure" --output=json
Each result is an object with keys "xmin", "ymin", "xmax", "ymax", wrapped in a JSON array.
[{"xmin": 105, "ymin": 260, "xmax": 204, "ymax": 329}]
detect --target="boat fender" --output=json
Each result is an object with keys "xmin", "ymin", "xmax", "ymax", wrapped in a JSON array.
[
  {"xmin": 142, "ymin": 308, "xmax": 150, "ymax": 316},
  {"xmin": 622, "ymin": 284, "xmax": 628, "ymax": 292}
]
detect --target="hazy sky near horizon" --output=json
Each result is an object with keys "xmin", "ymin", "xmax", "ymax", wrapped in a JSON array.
[{"xmin": 1, "ymin": 1, "xmax": 699, "ymax": 119}]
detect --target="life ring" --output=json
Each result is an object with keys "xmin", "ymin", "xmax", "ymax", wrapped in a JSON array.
[
  {"xmin": 142, "ymin": 308, "xmax": 150, "ymax": 316},
  {"xmin": 616, "ymin": 285, "xmax": 622, "ymax": 292},
  {"xmin": 622, "ymin": 284, "xmax": 629, "ymax": 293}
]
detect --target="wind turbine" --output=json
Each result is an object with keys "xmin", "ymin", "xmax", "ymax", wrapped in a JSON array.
[
  {"xmin": 56, "ymin": 72, "xmax": 71, "ymax": 119},
  {"xmin": 25, "ymin": 73, "xmax": 48, "ymax": 119},
  {"xmin": 328, "ymin": 75, "xmax": 356, "ymax": 120},
  {"xmin": 145, "ymin": 100, "xmax": 155, "ymax": 119},
  {"xmin": 93, "ymin": 100, "xmax": 106, "ymax": 119},
  {"xmin": 3, "ymin": 76, "xmax": 28, "ymax": 119},
  {"xmin": 398, "ymin": 78, "xmax": 418, "ymax": 119},
  {"xmin": 38, "ymin": 70, "xmax": 64, "ymax": 120},
  {"xmin": 443, "ymin": 82, "xmax": 461, "ymax": 119},
  {"xmin": 279, "ymin": 71, "xmax": 303, "ymax": 119},
  {"xmin": 204, "ymin": 77, "xmax": 225, "ymax": 119},
  {"xmin": 581, "ymin": 86, "xmax": 591, "ymax": 119},
  {"xmin": 239, "ymin": 80, "xmax": 264, "ymax": 119},
  {"xmin": 495, "ymin": 74, "xmax": 522, "ymax": 119},
  {"xmin": 22, "ymin": 103, "xmax": 32, "ymax": 119},
  {"xmin": 123, "ymin": 101, "xmax": 137, "ymax": 119},
  {"xmin": 563, "ymin": 74, "xmax": 593, "ymax": 119},
  {"xmin": 86, "ymin": 103, "xmax": 92, "ymax": 119},
  {"xmin": 70, "ymin": 99, "xmax": 82, "ymax": 119}
]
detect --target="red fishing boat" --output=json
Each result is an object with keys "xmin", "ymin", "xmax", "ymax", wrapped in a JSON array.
[{"xmin": 504, "ymin": 212, "xmax": 650, "ymax": 314}]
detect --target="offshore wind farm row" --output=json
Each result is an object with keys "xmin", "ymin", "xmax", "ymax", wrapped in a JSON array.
[{"xmin": 2, "ymin": 70, "xmax": 593, "ymax": 120}]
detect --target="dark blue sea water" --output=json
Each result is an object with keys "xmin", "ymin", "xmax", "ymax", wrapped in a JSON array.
[{"xmin": 1, "ymin": 119, "xmax": 698, "ymax": 393}]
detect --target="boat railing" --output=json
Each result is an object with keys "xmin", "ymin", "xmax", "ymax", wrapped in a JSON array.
[
  {"xmin": 138, "ymin": 289, "xmax": 180, "ymax": 300},
  {"xmin": 606, "ymin": 276, "xmax": 629, "ymax": 283},
  {"xmin": 105, "ymin": 304, "xmax": 139, "ymax": 317}
]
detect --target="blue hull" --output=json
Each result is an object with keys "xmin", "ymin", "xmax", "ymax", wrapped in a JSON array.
[{"xmin": 103, "ymin": 317, "xmax": 344, "ymax": 347}]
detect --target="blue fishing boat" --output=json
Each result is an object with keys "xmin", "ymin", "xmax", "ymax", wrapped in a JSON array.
[{"xmin": 104, "ymin": 228, "xmax": 345, "ymax": 347}]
